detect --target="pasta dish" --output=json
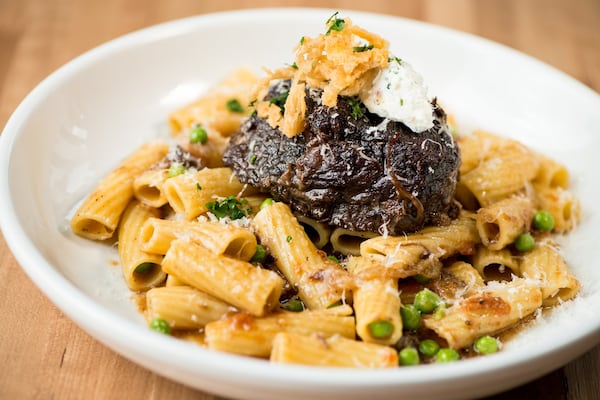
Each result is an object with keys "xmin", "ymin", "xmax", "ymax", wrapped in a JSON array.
[{"xmin": 69, "ymin": 13, "xmax": 581, "ymax": 368}]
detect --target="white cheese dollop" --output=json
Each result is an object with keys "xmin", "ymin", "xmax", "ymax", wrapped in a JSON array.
[{"xmin": 360, "ymin": 58, "xmax": 434, "ymax": 133}]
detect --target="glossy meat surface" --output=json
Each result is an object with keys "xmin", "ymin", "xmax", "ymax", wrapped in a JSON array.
[{"xmin": 222, "ymin": 85, "xmax": 460, "ymax": 234}]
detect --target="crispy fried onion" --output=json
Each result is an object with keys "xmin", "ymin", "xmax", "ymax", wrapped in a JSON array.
[{"xmin": 253, "ymin": 17, "xmax": 389, "ymax": 137}]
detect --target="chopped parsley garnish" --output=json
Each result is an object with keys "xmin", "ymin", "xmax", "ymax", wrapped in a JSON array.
[
  {"xmin": 300, "ymin": 36, "xmax": 305, "ymax": 45},
  {"xmin": 353, "ymin": 44, "xmax": 374, "ymax": 52},
  {"xmin": 286, "ymin": 235, "xmax": 292, "ymax": 243},
  {"xmin": 327, "ymin": 255, "xmax": 340, "ymax": 263},
  {"xmin": 168, "ymin": 163, "xmax": 186, "ymax": 177},
  {"xmin": 250, "ymin": 244, "xmax": 267, "ymax": 263},
  {"xmin": 290, "ymin": 62, "xmax": 298, "ymax": 70},
  {"xmin": 196, "ymin": 183, "xmax": 202, "ymax": 191},
  {"xmin": 248, "ymin": 99, "xmax": 258, "ymax": 116},
  {"xmin": 206, "ymin": 196, "xmax": 251, "ymax": 220},
  {"xmin": 390, "ymin": 56, "xmax": 403, "ymax": 65},
  {"xmin": 345, "ymin": 96, "xmax": 367, "ymax": 119},
  {"xmin": 226, "ymin": 98, "xmax": 244, "ymax": 113},
  {"xmin": 400, "ymin": 98, "xmax": 404, "ymax": 106},
  {"xmin": 326, "ymin": 12, "xmax": 345, "ymax": 34},
  {"xmin": 269, "ymin": 90, "xmax": 290, "ymax": 114},
  {"xmin": 189, "ymin": 125, "xmax": 208, "ymax": 144},
  {"xmin": 249, "ymin": 154, "xmax": 257, "ymax": 164}
]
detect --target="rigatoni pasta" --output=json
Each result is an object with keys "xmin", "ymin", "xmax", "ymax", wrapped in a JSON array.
[
  {"xmin": 117, "ymin": 200, "xmax": 166, "ymax": 291},
  {"xmin": 330, "ymin": 227, "xmax": 378, "ymax": 256},
  {"xmin": 70, "ymin": 141, "xmax": 169, "ymax": 240},
  {"xmin": 146, "ymin": 285, "xmax": 233, "ymax": 330},
  {"xmin": 168, "ymin": 68, "xmax": 258, "ymax": 136},
  {"xmin": 443, "ymin": 261, "xmax": 485, "ymax": 297},
  {"xmin": 532, "ymin": 154, "xmax": 570, "ymax": 190},
  {"xmin": 161, "ymin": 238, "xmax": 283, "ymax": 317},
  {"xmin": 252, "ymin": 202, "xmax": 351, "ymax": 310},
  {"xmin": 295, "ymin": 214, "xmax": 333, "ymax": 249},
  {"xmin": 139, "ymin": 217, "xmax": 257, "ymax": 261},
  {"xmin": 205, "ymin": 309, "xmax": 355, "ymax": 357},
  {"xmin": 472, "ymin": 246, "xmax": 520, "ymax": 281},
  {"xmin": 133, "ymin": 168, "xmax": 170, "ymax": 208},
  {"xmin": 68, "ymin": 30, "xmax": 582, "ymax": 367},
  {"xmin": 359, "ymin": 211, "xmax": 480, "ymax": 280},
  {"xmin": 162, "ymin": 167, "xmax": 254, "ymax": 220},
  {"xmin": 423, "ymin": 279, "xmax": 543, "ymax": 349},
  {"xmin": 519, "ymin": 240, "xmax": 580, "ymax": 306},
  {"xmin": 347, "ymin": 256, "xmax": 402, "ymax": 345},
  {"xmin": 475, "ymin": 195, "xmax": 533, "ymax": 251},
  {"xmin": 460, "ymin": 137, "xmax": 540, "ymax": 206},
  {"xmin": 270, "ymin": 332, "xmax": 399, "ymax": 368},
  {"xmin": 535, "ymin": 187, "xmax": 581, "ymax": 233},
  {"xmin": 70, "ymin": 124, "xmax": 582, "ymax": 368}
]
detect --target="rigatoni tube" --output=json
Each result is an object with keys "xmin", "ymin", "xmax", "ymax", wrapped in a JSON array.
[
  {"xmin": 270, "ymin": 332, "xmax": 398, "ymax": 368},
  {"xmin": 423, "ymin": 279, "xmax": 542, "ymax": 349},
  {"xmin": 161, "ymin": 238, "xmax": 283, "ymax": 316},
  {"xmin": 252, "ymin": 202, "xmax": 351, "ymax": 310},
  {"xmin": 139, "ymin": 218, "xmax": 257, "ymax": 261},
  {"xmin": 519, "ymin": 240, "xmax": 580, "ymax": 306},
  {"xmin": 146, "ymin": 285, "xmax": 233, "ymax": 330},
  {"xmin": 162, "ymin": 167, "xmax": 255, "ymax": 220},
  {"xmin": 347, "ymin": 256, "xmax": 402, "ymax": 345},
  {"xmin": 70, "ymin": 141, "xmax": 169, "ymax": 240},
  {"xmin": 205, "ymin": 309, "xmax": 355, "ymax": 357},
  {"xmin": 117, "ymin": 200, "xmax": 165, "ymax": 291}
]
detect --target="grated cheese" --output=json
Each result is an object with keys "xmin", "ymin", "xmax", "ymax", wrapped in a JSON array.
[{"xmin": 360, "ymin": 58, "xmax": 434, "ymax": 132}]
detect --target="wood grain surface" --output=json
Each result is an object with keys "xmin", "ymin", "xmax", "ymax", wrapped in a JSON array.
[{"xmin": 1, "ymin": 1, "xmax": 599, "ymax": 399}]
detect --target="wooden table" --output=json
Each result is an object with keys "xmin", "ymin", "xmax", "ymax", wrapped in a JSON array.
[{"xmin": 1, "ymin": 1, "xmax": 599, "ymax": 399}]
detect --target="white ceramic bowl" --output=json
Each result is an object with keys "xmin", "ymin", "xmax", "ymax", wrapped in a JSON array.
[{"xmin": 1, "ymin": 8, "xmax": 599, "ymax": 400}]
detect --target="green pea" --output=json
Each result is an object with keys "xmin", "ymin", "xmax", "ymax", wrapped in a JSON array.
[
  {"xmin": 281, "ymin": 296, "xmax": 304, "ymax": 312},
  {"xmin": 134, "ymin": 262, "xmax": 156, "ymax": 274},
  {"xmin": 533, "ymin": 210, "xmax": 555, "ymax": 232},
  {"xmin": 514, "ymin": 232, "xmax": 535, "ymax": 252},
  {"xmin": 367, "ymin": 320, "xmax": 394, "ymax": 339},
  {"xmin": 327, "ymin": 255, "xmax": 340, "ymax": 263},
  {"xmin": 226, "ymin": 98, "xmax": 244, "ymax": 113},
  {"xmin": 474, "ymin": 335, "xmax": 499, "ymax": 354},
  {"xmin": 259, "ymin": 198, "xmax": 274, "ymax": 209},
  {"xmin": 418, "ymin": 339, "xmax": 440, "ymax": 356},
  {"xmin": 399, "ymin": 347, "xmax": 420, "ymax": 366},
  {"xmin": 435, "ymin": 348, "xmax": 460, "ymax": 363},
  {"xmin": 189, "ymin": 125, "xmax": 208, "ymax": 144},
  {"xmin": 168, "ymin": 163, "xmax": 185, "ymax": 177},
  {"xmin": 149, "ymin": 318, "xmax": 171, "ymax": 335},
  {"xmin": 414, "ymin": 288, "xmax": 441, "ymax": 314},
  {"xmin": 400, "ymin": 304, "xmax": 421, "ymax": 330},
  {"xmin": 250, "ymin": 244, "xmax": 267, "ymax": 263}
]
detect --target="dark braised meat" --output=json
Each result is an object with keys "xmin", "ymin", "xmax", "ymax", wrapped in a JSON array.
[{"xmin": 222, "ymin": 84, "xmax": 460, "ymax": 235}]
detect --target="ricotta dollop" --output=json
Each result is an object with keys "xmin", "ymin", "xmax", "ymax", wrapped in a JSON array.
[{"xmin": 360, "ymin": 58, "xmax": 434, "ymax": 133}]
